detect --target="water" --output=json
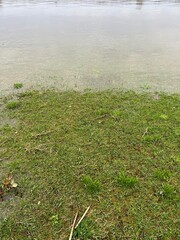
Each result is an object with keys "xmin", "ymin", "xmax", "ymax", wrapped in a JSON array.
[{"xmin": 0, "ymin": 0, "xmax": 180, "ymax": 94}]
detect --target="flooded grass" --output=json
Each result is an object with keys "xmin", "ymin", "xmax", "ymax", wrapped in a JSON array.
[{"xmin": 0, "ymin": 89, "xmax": 179, "ymax": 239}]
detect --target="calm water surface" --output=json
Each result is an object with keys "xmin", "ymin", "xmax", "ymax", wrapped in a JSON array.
[{"xmin": 0, "ymin": 0, "xmax": 180, "ymax": 93}]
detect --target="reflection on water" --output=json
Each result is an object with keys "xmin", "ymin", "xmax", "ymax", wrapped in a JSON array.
[
  {"xmin": 0, "ymin": 0, "xmax": 180, "ymax": 94},
  {"xmin": 1, "ymin": 0, "xmax": 180, "ymax": 6},
  {"xmin": 1, "ymin": 0, "xmax": 180, "ymax": 5},
  {"xmin": 136, "ymin": 0, "xmax": 144, "ymax": 8}
]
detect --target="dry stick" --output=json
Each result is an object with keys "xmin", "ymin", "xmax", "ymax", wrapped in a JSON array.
[
  {"xmin": 142, "ymin": 127, "xmax": 149, "ymax": 138},
  {"xmin": 80, "ymin": 142, "xmax": 92, "ymax": 147},
  {"xmin": 75, "ymin": 206, "xmax": 90, "ymax": 230},
  {"xmin": 92, "ymin": 114, "xmax": 109, "ymax": 121},
  {"xmin": 69, "ymin": 211, "xmax": 78, "ymax": 240},
  {"xmin": 31, "ymin": 130, "xmax": 53, "ymax": 139}
]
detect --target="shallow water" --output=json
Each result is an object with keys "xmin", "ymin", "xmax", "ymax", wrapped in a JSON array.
[{"xmin": 0, "ymin": 0, "xmax": 180, "ymax": 94}]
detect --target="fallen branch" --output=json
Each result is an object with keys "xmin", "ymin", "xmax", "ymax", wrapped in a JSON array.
[
  {"xmin": 75, "ymin": 206, "xmax": 90, "ymax": 229},
  {"xmin": 69, "ymin": 211, "xmax": 78, "ymax": 240}
]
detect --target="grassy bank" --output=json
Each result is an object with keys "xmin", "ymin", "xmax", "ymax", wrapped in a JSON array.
[{"xmin": 0, "ymin": 89, "xmax": 179, "ymax": 239}]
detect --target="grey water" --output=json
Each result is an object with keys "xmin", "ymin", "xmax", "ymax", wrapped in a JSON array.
[{"xmin": 0, "ymin": 0, "xmax": 180, "ymax": 94}]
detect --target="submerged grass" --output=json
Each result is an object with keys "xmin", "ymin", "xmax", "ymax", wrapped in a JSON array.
[{"xmin": 0, "ymin": 89, "xmax": 179, "ymax": 239}]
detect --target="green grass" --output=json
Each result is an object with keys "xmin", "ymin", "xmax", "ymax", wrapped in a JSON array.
[
  {"xmin": 154, "ymin": 169, "xmax": 171, "ymax": 181},
  {"xmin": 73, "ymin": 219, "xmax": 95, "ymax": 239},
  {"xmin": 82, "ymin": 175, "xmax": 102, "ymax": 194},
  {"xmin": 13, "ymin": 83, "xmax": 23, "ymax": 89},
  {"xmin": 159, "ymin": 184, "xmax": 177, "ymax": 200},
  {"xmin": 0, "ymin": 89, "xmax": 179, "ymax": 239},
  {"xmin": 117, "ymin": 172, "xmax": 138, "ymax": 188},
  {"xmin": 6, "ymin": 101, "xmax": 20, "ymax": 110}
]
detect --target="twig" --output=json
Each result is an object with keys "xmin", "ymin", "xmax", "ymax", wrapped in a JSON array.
[
  {"xmin": 75, "ymin": 206, "xmax": 90, "ymax": 229},
  {"xmin": 92, "ymin": 114, "xmax": 109, "ymax": 122},
  {"xmin": 31, "ymin": 130, "xmax": 53, "ymax": 139},
  {"xmin": 80, "ymin": 142, "xmax": 92, "ymax": 147},
  {"xmin": 142, "ymin": 127, "xmax": 148, "ymax": 138},
  {"xmin": 69, "ymin": 211, "xmax": 78, "ymax": 240}
]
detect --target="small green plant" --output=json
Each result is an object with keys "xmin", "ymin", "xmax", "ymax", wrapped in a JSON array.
[
  {"xmin": 112, "ymin": 109, "xmax": 121, "ymax": 118},
  {"xmin": 143, "ymin": 134, "xmax": 161, "ymax": 143},
  {"xmin": 174, "ymin": 157, "xmax": 180, "ymax": 163},
  {"xmin": 6, "ymin": 101, "xmax": 20, "ymax": 110},
  {"xmin": 141, "ymin": 84, "xmax": 151, "ymax": 90},
  {"xmin": 159, "ymin": 184, "xmax": 176, "ymax": 200},
  {"xmin": 14, "ymin": 83, "xmax": 23, "ymax": 89},
  {"xmin": 1, "ymin": 124, "xmax": 12, "ymax": 132},
  {"xmin": 154, "ymin": 169, "xmax": 171, "ymax": 181},
  {"xmin": 73, "ymin": 219, "xmax": 94, "ymax": 239},
  {"xmin": 49, "ymin": 214, "xmax": 59, "ymax": 226},
  {"xmin": 160, "ymin": 114, "xmax": 168, "ymax": 120},
  {"xmin": 174, "ymin": 128, "xmax": 180, "ymax": 136},
  {"xmin": 82, "ymin": 175, "xmax": 101, "ymax": 194},
  {"xmin": 117, "ymin": 172, "xmax": 138, "ymax": 188}
]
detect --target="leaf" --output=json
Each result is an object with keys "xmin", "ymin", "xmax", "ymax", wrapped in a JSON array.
[
  {"xmin": 3, "ymin": 174, "xmax": 18, "ymax": 189},
  {"xmin": 11, "ymin": 179, "xmax": 18, "ymax": 188},
  {"xmin": 3, "ymin": 178, "xmax": 11, "ymax": 187}
]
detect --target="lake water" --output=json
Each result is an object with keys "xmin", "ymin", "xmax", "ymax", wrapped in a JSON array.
[{"xmin": 0, "ymin": 0, "xmax": 180, "ymax": 94}]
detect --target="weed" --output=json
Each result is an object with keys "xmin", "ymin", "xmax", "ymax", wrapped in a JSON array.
[
  {"xmin": 73, "ymin": 219, "xmax": 94, "ymax": 239},
  {"xmin": 117, "ymin": 172, "xmax": 138, "ymax": 188},
  {"xmin": 82, "ymin": 175, "xmax": 101, "ymax": 194},
  {"xmin": 112, "ymin": 109, "xmax": 121, "ymax": 118},
  {"xmin": 174, "ymin": 128, "xmax": 180, "ymax": 136},
  {"xmin": 0, "ymin": 124, "xmax": 12, "ymax": 132},
  {"xmin": 154, "ymin": 170, "xmax": 171, "ymax": 181},
  {"xmin": 159, "ymin": 184, "xmax": 176, "ymax": 200},
  {"xmin": 160, "ymin": 114, "xmax": 168, "ymax": 120},
  {"xmin": 49, "ymin": 214, "xmax": 59, "ymax": 226},
  {"xmin": 174, "ymin": 157, "xmax": 180, "ymax": 163},
  {"xmin": 13, "ymin": 83, "xmax": 23, "ymax": 89},
  {"xmin": 6, "ymin": 101, "xmax": 20, "ymax": 110},
  {"xmin": 143, "ymin": 135, "xmax": 161, "ymax": 142}
]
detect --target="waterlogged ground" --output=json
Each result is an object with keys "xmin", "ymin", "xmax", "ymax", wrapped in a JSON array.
[{"xmin": 0, "ymin": 0, "xmax": 180, "ymax": 94}]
